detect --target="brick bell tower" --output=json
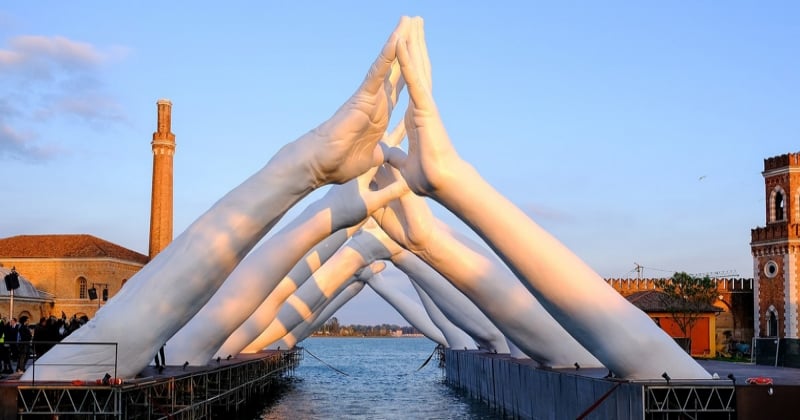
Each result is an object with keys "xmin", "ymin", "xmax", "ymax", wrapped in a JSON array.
[
  {"xmin": 148, "ymin": 99, "xmax": 176, "ymax": 260},
  {"xmin": 751, "ymin": 152, "xmax": 800, "ymax": 339}
]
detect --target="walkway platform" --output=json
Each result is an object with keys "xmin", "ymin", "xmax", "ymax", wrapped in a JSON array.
[
  {"xmin": 0, "ymin": 349, "xmax": 301, "ymax": 420},
  {"xmin": 444, "ymin": 349, "xmax": 800, "ymax": 419}
]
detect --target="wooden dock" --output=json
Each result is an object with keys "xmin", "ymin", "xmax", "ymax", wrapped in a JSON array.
[
  {"xmin": 444, "ymin": 349, "xmax": 800, "ymax": 419},
  {"xmin": 0, "ymin": 349, "xmax": 301, "ymax": 420}
]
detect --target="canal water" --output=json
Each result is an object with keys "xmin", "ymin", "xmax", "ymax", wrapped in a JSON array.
[{"xmin": 256, "ymin": 337, "xmax": 506, "ymax": 419}]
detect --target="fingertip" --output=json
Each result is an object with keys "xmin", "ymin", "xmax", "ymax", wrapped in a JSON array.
[
  {"xmin": 383, "ymin": 144, "xmax": 408, "ymax": 168},
  {"xmin": 367, "ymin": 180, "xmax": 409, "ymax": 213}
]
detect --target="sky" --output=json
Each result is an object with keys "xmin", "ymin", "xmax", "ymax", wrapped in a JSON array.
[{"xmin": 1, "ymin": 2, "xmax": 798, "ymax": 326}]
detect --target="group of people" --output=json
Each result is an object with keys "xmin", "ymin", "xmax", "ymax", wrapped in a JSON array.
[{"xmin": 0, "ymin": 313, "xmax": 89, "ymax": 374}]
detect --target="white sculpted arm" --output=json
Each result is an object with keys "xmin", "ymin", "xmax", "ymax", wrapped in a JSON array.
[
  {"xmin": 412, "ymin": 282, "xmax": 476, "ymax": 350},
  {"xmin": 244, "ymin": 261, "xmax": 384, "ymax": 352},
  {"xmin": 373, "ymin": 195, "xmax": 597, "ymax": 366},
  {"xmin": 272, "ymin": 280, "xmax": 367, "ymax": 350},
  {"xmin": 347, "ymin": 218, "xmax": 509, "ymax": 352},
  {"xmin": 363, "ymin": 272, "xmax": 447, "ymax": 346},
  {"xmin": 166, "ymin": 161, "xmax": 397, "ymax": 366},
  {"xmin": 387, "ymin": 21, "xmax": 709, "ymax": 379},
  {"xmin": 394, "ymin": 249, "xmax": 509, "ymax": 353},
  {"xmin": 26, "ymin": 18, "xmax": 412, "ymax": 381},
  {"xmin": 214, "ymin": 228, "xmax": 352, "ymax": 359}
]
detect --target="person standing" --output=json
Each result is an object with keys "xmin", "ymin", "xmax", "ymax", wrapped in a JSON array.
[
  {"xmin": 0, "ymin": 318, "xmax": 10, "ymax": 374},
  {"xmin": 16, "ymin": 316, "xmax": 31, "ymax": 373},
  {"xmin": 4, "ymin": 318, "xmax": 18, "ymax": 373}
]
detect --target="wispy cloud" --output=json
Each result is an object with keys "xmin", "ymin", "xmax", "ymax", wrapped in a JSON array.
[
  {"xmin": 0, "ymin": 121, "xmax": 58, "ymax": 161},
  {"xmin": 0, "ymin": 35, "xmax": 104, "ymax": 78},
  {"xmin": 0, "ymin": 34, "xmax": 126, "ymax": 161}
]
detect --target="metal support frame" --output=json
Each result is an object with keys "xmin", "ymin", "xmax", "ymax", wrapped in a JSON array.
[
  {"xmin": 643, "ymin": 384, "xmax": 736, "ymax": 419},
  {"xmin": 16, "ymin": 349, "xmax": 301, "ymax": 419}
]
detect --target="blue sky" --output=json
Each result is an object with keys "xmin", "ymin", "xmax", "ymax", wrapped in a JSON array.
[{"xmin": 1, "ymin": 2, "xmax": 798, "ymax": 325}]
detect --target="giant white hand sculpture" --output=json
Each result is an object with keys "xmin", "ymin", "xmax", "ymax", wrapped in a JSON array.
[
  {"xmin": 25, "ymin": 18, "xmax": 412, "ymax": 381},
  {"xmin": 411, "ymin": 281, "xmax": 477, "ymax": 350},
  {"xmin": 165, "ymin": 162, "xmax": 395, "ymax": 366},
  {"xmin": 271, "ymin": 280, "xmax": 367, "ymax": 350},
  {"xmin": 362, "ymin": 273, "xmax": 448, "ymax": 347},
  {"xmin": 366, "ymin": 202, "xmax": 597, "ymax": 367},
  {"xmin": 237, "ymin": 222, "xmax": 401, "ymax": 353},
  {"xmin": 395, "ymin": 250, "xmax": 509, "ymax": 353},
  {"xmin": 240, "ymin": 260, "xmax": 385, "ymax": 353},
  {"xmin": 215, "ymin": 228, "xmax": 352, "ymax": 359},
  {"xmin": 387, "ymin": 21, "xmax": 709, "ymax": 379},
  {"xmin": 213, "ymin": 105, "xmax": 410, "ymax": 361}
]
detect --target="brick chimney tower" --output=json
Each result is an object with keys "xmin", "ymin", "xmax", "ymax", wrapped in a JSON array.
[{"xmin": 148, "ymin": 99, "xmax": 176, "ymax": 260}]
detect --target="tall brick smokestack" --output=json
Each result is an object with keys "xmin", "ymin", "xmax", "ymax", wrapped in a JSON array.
[{"xmin": 148, "ymin": 99, "xmax": 176, "ymax": 260}]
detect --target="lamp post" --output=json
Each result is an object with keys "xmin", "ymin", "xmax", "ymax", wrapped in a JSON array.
[
  {"xmin": 89, "ymin": 283, "xmax": 109, "ymax": 308},
  {"xmin": 4, "ymin": 267, "xmax": 20, "ymax": 318}
]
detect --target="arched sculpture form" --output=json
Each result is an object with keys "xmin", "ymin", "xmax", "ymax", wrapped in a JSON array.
[
  {"xmin": 213, "ymin": 122, "xmax": 408, "ymax": 361},
  {"xmin": 400, "ymin": 255, "xmax": 509, "ymax": 353},
  {"xmin": 214, "ymin": 229, "xmax": 352, "ymax": 360},
  {"xmin": 165, "ymin": 163, "xmax": 383, "ymax": 366},
  {"xmin": 385, "ymin": 20, "xmax": 710, "ymax": 379},
  {"xmin": 354, "ymin": 214, "xmax": 598, "ymax": 366},
  {"xmin": 238, "ymin": 223, "xmax": 400, "ymax": 353},
  {"xmin": 24, "ymin": 18, "xmax": 413, "ymax": 381},
  {"xmin": 412, "ymin": 281, "xmax": 477, "ymax": 350},
  {"xmin": 270, "ymin": 280, "xmax": 367, "ymax": 350},
  {"xmin": 362, "ymin": 273, "xmax": 448, "ymax": 346},
  {"xmin": 239, "ymin": 261, "xmax": 386, "ymax": 354}
]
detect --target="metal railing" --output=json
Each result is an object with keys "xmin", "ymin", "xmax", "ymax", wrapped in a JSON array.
[
  {"xmin": 24, "ymin": 341, "xmax": 119, "ymax": 386},
  {"xmin": 15, "ymin": 349, "xmax": 301, "ymax": 419}
]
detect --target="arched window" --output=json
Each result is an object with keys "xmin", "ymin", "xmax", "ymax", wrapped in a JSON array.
[
  {"xmin": 775, "ymin": 191, "xmax": 785, "ymax": 221},
  {"xmin": 767, "ymin": 309, "xmax": 779, "ymax": 337},
  {"xmin": 77, "ymin": 277, "xmax": 87, "ymax": 299}
]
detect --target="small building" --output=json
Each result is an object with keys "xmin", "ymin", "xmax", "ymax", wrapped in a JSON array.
[
  {"xmin": 626, "ymin": 290, "xmax": 723, "ymax": 358},
  {"xmin": 0, "ymin": 234, "xmax": 148, "ymax": 319}
]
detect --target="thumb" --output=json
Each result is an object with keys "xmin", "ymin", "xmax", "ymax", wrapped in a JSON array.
[
  {"xmin": 382, "ymin": 143, "xmax": 408, "ymax": 169},
  {"xmin": 363, "ymin": 179, "xmax": 409, "ymax": 213}
]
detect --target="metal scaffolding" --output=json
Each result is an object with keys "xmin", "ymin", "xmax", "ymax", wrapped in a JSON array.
[
  {"xmin": 14, "ymin": 349, "xmax": 301, "ymax": 419},
  {"xmin": 644, "ymin": 384, "xmax": 736, "ymax": 419}
]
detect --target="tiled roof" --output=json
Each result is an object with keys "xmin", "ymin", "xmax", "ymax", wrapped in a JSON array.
[
  {"xmin": 626, "ymin": 290, "xmax": 722, "ymax": 313},
  {"xmin": 0, "ymin": 234, "xmax": 148, "ymax": 265}
]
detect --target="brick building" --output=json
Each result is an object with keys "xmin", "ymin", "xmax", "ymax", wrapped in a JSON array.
[
  {"xmin": 0, "ymin": 100, "xmax": 174, "ymax": 321},
  {"xmin": 606, "ymin": 277, "xmax": 754, "ymax": 357},
  {"xmin": 0, "ymin": 234, "xmax": 147, "ymax": 319}
]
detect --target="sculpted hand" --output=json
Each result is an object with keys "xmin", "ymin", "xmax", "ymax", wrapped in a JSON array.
[
  {"xmin": 320, "ymin": 165, "xmax": 407, "ymax": 231},
  {"xmin": 303, "ymin": 17, "xmax": 412, "ymax": 187},
  {"xmin": 372, "ymin": 165, "xmax": 436, "ymax": 257},
  {"xmin": 385, "ymin": 17, "xmax": 467, "ymax": 200}
]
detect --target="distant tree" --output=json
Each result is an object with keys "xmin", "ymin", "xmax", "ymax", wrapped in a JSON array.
[
  {"xmin": 326, "ymin": 317, "xmax": 340, "ymax": 335},
  {"xmin": 655, "ymin": 272, "xmax": 718, "ymax": 347}
]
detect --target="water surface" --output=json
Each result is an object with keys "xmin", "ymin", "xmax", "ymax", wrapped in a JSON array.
[{"xmin": 258, "ymin": 337, "xmax": 505, "ymax": 419}]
